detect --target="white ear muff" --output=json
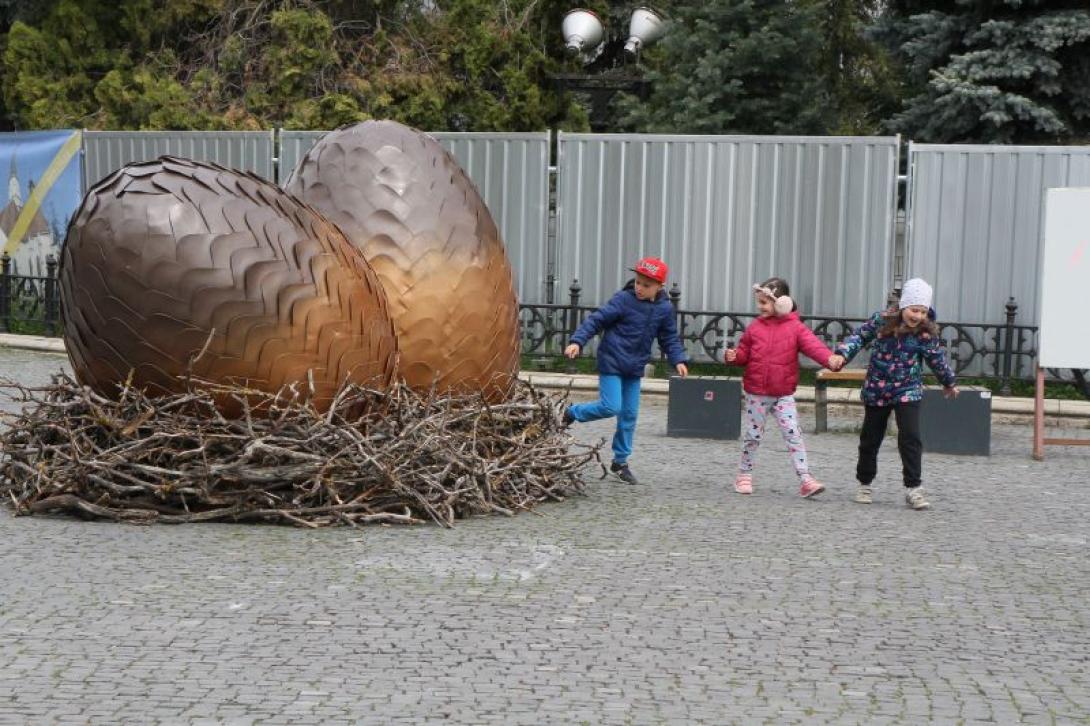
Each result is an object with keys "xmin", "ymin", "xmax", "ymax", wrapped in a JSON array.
[{"xmin": 774, "ymin": 296, "xmax": 793, "ymax": 316}]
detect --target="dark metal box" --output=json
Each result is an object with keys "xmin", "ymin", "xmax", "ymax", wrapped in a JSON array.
[
  {"xmin": 921, "ymin": 387, "xmax": 992, "ymax": 456},
  {"xmin": 666, "ymin": 377, "xmax": 742, "ymax": 440}
]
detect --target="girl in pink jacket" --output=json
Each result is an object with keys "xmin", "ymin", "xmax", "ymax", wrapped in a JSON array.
[{"xmin": 724, "ymin": 277, "xmax": 839, "ymax": 498}]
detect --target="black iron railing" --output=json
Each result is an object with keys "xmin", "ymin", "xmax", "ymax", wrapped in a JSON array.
[
  {"xmin": 0, "ymin": 253, "xmax": 60, "ymax": 337},
  {"xmin": 518, "ymin": 280, "xmax": 1086, "ymax": 398},
  {"xmin": 1, "ymin": 264, "xmax": 1083, "ymax": 397}
]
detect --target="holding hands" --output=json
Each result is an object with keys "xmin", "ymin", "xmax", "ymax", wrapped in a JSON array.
[{"xmin": 826, "ymin": 354, "xmax": 845, "ymax": 371}]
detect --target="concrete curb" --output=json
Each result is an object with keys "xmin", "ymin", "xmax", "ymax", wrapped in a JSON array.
[
  {"xmin": 3, "ymin": 333, "xmax": 1086, "ymax": 420},
  {"xmin": 0, "ymin": 333, "xmax": 66, "ymax": 354}
]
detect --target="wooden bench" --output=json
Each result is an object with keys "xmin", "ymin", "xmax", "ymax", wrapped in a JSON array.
[{"xmin": 813, "ymin": 368, "xmax": 865, "ymax": 433}]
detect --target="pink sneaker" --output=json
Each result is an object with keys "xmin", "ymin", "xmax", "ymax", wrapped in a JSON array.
[
  {"xmin": 734, "ymin": 473, "xmax": 753, "ymax": 495},
  {"xmin": 799, "ymin": 477, "xmax": 825, "ymax": 498}
]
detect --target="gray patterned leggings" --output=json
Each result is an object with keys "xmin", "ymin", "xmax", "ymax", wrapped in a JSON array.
[{"xmin": 739, "ymin": 393, "xmax": 810, "ymax": 481}]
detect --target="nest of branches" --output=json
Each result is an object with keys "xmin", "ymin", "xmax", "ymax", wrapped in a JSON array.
[{"xmin": 0, "ymin": 375, "xmax": 601, "ymax": 528}]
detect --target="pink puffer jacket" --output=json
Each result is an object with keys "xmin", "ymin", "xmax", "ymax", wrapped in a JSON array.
[{"xmin": 727, "ymin": 312, "xmax": 834, "ymax": 397}]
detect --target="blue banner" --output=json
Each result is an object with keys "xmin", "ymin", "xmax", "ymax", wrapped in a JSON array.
[{"xmin": 0, "ymin": 130, "xmax": 83, "ymax": 276}]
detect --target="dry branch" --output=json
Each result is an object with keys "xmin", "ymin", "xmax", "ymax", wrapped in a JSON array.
[{"xmin": 0, "ymin": 375, "xmax": 601, "ymax": 528}]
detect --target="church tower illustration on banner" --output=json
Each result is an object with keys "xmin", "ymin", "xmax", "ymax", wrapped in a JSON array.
[{"xmin": 0, "ymin": 153, "xmax": 55, "ymax": 275}]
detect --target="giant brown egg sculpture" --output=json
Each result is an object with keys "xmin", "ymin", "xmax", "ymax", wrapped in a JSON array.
[
  {"xmin": 59, "ymin": 156, "xmax": 398, "ymax": 412},
  {"xmin": 283, "ymin": 120, "xmax": 520, "ymax": 398}
]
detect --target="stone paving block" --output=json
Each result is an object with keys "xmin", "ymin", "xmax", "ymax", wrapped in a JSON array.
[{"xmin": 1, "ymin": 350, "xmax": 1089, "ymax": 723}]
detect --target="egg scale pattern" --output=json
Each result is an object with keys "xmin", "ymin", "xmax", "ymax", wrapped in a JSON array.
[
  {"xmin": 284, "ymin": 120, "xmax": 520, "ymax": 399},
  {"xmin": 59, "ymin": 156, "xmax": 398, "ymax": 412}
]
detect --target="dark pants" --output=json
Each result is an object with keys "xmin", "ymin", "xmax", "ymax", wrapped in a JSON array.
[{"xmin": 856, "ymin": 401, "xmax": 922, "ymax": 488}]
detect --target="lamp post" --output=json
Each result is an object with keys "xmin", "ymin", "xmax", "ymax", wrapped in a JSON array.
[{"xmin": 555, "ymin": 6, "xmax": 666, "ymax": 131}]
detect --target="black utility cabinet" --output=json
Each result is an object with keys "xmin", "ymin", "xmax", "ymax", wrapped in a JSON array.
[
  {"xmin": 666, "ymin": 377, "xmax": 742, "ymax": 440},
  {"xmin": 921, "ymin": 387, "xmax": 992, "ymax": 456}
]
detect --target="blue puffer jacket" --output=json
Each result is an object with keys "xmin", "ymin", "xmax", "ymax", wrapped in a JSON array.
[{"xmin": 570, "ymin": 280, "xmax": 689, "ymax": 377}]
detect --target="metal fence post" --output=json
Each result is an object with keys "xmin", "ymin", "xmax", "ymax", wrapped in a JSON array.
[
  {"xmin": 0, "ymin": 253, "xmax": 10, "ymax": 333},
  {"xmin": 667, "ymin": 283, "xmax": 682, "ymax": 365},
  {"xmin": 45, "ymin": 254, "xmax": 58, "ymax": 337},
  {"xmin": 1000, "ymin": 296, "xmax": 1018, "ymax": 396},
  {"xmin": 566, "ymin": 279, "xmax": 581, "ymax": 373},
  {"xmin": 567, "ymin": 279, "xmax": 581, "ymax": 338}
]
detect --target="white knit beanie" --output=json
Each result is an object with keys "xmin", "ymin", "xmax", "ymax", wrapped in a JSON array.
[{"xmin": 899, "ymin": 278, "xmax": 933, "ymax": 310}]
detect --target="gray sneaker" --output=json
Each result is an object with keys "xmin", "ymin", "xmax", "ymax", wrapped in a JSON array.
[
  {"xmin": 854, "ymin": 484, "xmax": 872, "ymax": 504},
  {"xmin": 905, "ymin": 487, "xmax": 930, "ymax": 510},
  {"xmin": 610, "ymin": 461, "xmax": 639, "ymax": 485}
]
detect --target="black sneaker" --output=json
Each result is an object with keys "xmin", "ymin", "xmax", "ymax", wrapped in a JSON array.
[
  {"xmin": 561, "ymin": 407, "xmax": 575, "ymax": 427},
  {"xmin": 610, "ymin": 461, "xmax": 639, "ymax": 485}
]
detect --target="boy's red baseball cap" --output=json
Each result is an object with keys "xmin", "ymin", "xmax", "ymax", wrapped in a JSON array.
[{"xmin": 631, "ymin": 256, "xmax": 668, "ymax": 284}]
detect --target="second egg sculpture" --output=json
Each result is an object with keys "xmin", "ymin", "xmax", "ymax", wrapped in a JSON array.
[{"xmin": 284, "ymin": 120, "xmax": 521, "ymax": 398}]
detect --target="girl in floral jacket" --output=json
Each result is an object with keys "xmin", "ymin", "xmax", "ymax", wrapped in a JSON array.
[
  {"xmin": 829, "ymin": 278, "xmax": 959, "ymax": 510},
  {"xmin": 724, "ymin": 277, "xmax": 838, "ymax": 498}
]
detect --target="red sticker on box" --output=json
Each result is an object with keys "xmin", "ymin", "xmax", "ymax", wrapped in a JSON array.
[{"xmin": 704, "ymin": 391, "xmax": 715, "ymax": 401}]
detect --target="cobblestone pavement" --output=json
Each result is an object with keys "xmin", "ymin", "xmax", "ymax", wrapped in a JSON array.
[{"xmin": 1, "ymin": 351, "xmax": 1089, "ymax": 724}]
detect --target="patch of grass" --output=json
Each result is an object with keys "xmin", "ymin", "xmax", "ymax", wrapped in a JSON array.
[{"xmin": 2, "ymin": 293, "xmax": 57, "ymax": 336}]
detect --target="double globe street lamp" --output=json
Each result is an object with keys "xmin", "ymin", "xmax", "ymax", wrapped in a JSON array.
[
  {"xmin": 562, "ymin": 7, "xmax": 665, "ymax": 59},
  {"xmin": 555, "ymin": 7, "xmax": 667, "ymax": 130}
]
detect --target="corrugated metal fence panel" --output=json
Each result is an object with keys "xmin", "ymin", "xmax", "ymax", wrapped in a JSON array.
[
  {"xmin": 83, "ymin": 131, "xmax": 275, "ymax": 187},
  {"xmin": 906, "ymin": 143, "xmax": 1090, "ymax": 327},
  {"xmin": 277, "ymin": 130, "xmax": 325, "ymax": 185},
  {"xmin": 430, "ymin": 133, "xmax": 551, "ymax": 304},
  {"xmin": 278, "ymin": 130, "xmax": 552, "ymax": 303},
  {"xmin": 555, "ymin": 133, "xmax": 899, "ymax": 318}
]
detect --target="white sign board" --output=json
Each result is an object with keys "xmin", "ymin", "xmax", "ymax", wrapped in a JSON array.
[{"xmin": 1039, "ymin": 188, "xmax": 1090, "ymax": 368}]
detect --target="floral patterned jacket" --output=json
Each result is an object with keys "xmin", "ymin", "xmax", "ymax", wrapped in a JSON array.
[{"xmin": 835, "ymin": 311, "xmax": 957, "ymax": 406}]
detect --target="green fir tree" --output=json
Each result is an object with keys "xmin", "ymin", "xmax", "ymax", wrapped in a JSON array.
[{"xmin": 871, "ymin": 0, "xmax": 1090, "ymax": 143}]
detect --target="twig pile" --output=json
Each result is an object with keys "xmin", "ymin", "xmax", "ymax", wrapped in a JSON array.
[{"xmin": 0, "ymin": 375, "xmax": 601, "ymax": 527}]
